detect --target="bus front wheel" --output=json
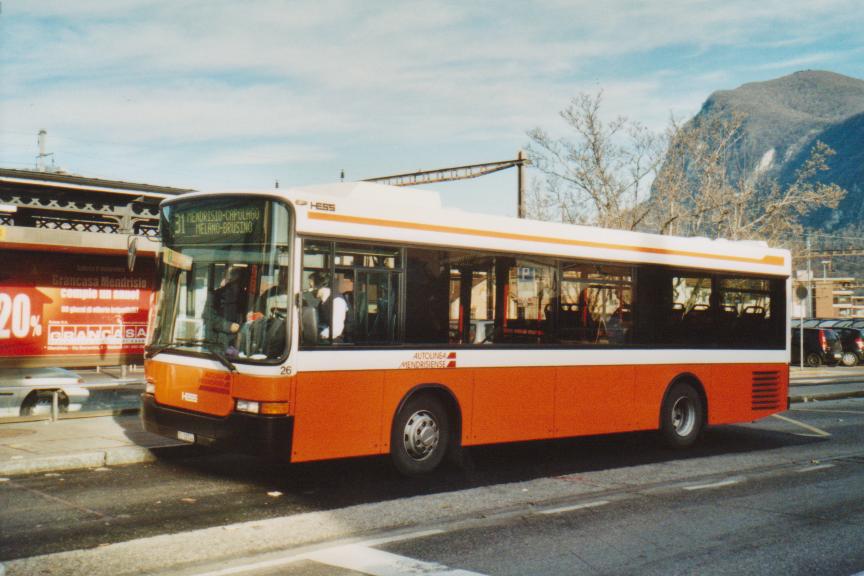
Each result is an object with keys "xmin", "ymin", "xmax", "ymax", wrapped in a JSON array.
[
  {"xmin": 391, "ymin": 394, "xmax": 449, "ymax": 476},
  {"xmin": 660, "ymin": 382, "xmax": 705, "ymax": 448}
]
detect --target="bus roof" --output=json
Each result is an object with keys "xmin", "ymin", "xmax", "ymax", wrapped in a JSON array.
[{"xmin": 172, "ymin": 182, "xmax": 791, "ymax": 277}]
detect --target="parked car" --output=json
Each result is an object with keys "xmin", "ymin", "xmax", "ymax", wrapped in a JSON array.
[
  {"xmin": 0, "ymin": 367, "xmax": 88, "ymax": 417},
  {"xmin": 790, "ymin": 327, "xmax": 843, "ymax": 367},
  {"xmin": 827, "ymin": 327, "xmax": 864, "ymax": 367},
  {"xmin": 834, "ymin": 319, "xmax": 864, "ymax": 330}
]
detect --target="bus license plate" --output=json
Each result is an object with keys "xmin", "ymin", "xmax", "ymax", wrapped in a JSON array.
[{"xmin": 177, "ymin": 431, "xmax": 195, "ymax": 443}]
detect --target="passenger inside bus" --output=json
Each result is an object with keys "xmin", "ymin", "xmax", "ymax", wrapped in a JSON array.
[
  {"xmin": 301, "ymin": 271, "xmax": 350, "ymax": 344},
  {"xmin": 202, "ymin": 266, "xmax": 249, "ymax": 354},
  {"xmin": 237, "ymin": 269, "xmax": 288, "ymax": 359}
]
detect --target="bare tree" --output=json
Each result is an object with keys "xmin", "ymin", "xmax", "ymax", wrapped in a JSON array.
[
  {"xmin": 648, "ymin": 113, "xmax": 748, "ymax": 237},
  {"xmin": 528, "ymin": 90, "xmax": 846, "ymax": 248},
  {"xmin": 650, "ymin": 115, "xmax": 845, "ymax": 244},
  {"xmin": 526, "ymin": 91, "xmax": 663, "ymax": 230}
]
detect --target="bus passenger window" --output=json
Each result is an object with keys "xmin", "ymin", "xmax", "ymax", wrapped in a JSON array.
[
  {"xmin": 301, "ymin": 240, "xmax": 403, "ymax": 346},
  {"xmin": 719, "ymin": 277, "xmax": 775, "ymax": 347},
  {"xmin": 496, "ymin": 259, "xmax": 554, "ymax": 344},
  {"xmin": 405, "ymin": 249, "xmax": 450, "ymax": 344},
  {"xmin": 558, "ymin": 262, "xmax": 632, "ymax": 346},
  {"xmin": 665, "ymin": 275, "xmax": 713, "ymax": 345},
  {"xmin": 446, "ymin": 256, "xmax": 495, "ymax": 345},
  {"xmin": 301, "ymin": 241, "xmax": 341, "ymax": 345}
]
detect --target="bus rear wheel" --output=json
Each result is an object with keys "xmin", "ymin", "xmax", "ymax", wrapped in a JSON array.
[
  {"xmin": 391, "ymin": 394, "xmax": 449, "ymax": 476},
  {"xmin": 660, "ymin": 382, "xmax": 705, "ymax": 448}
]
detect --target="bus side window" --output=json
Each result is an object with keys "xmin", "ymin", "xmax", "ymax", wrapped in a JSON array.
[{"xmin": 301, "ymin": 240, "xmax": 335, "ymax": 346}]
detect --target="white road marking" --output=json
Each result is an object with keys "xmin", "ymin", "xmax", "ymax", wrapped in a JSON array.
[
  {"xmin": 793, "ymin": 408, "xmax": 864, "ymax": 415},
  {"xmin": 771, "ymin": 413, "xmax": 832, "ymax": 437},
  {"xmin": 683, "ymin": 478, "xmax": 741, "ymax": 491},
  {"xmin": 538, "ymin": 500, "xmax": 610, "ymax": 515},
  {"xmin": 307, "ymin": 543, "xmax": 488, "ymax": 576},
  {"xmin": 191, "ymin": 529, "xmax": 449, "ymax": 576},
  {"xmin": 797, "ymin": 463, "xmax": 836, "ymax": 473}
]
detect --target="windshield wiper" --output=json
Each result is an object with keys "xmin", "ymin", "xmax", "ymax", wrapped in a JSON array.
[
  {"xmin": 153, "ymin": 338, "xmax": 237, "ymax": 372},
  {"xmin": 205, "ymin": 344, "xmax": 237, "ymax": 373},
  {"xmin": 145, "ymin": 343, "xmax": 175, "ymax": 358}
]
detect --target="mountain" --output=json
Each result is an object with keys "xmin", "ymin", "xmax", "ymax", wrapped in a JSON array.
[{"xmin": 691, "ymin": 70, "xmax": 864, "ymax": 230}]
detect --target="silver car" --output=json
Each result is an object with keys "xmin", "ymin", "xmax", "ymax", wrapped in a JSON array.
[{"xmin": 0, "ymin": 367, "xmax": 89, "ymax": 417}]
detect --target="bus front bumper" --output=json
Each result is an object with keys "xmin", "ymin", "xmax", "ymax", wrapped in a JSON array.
[{"xmin": 141, "ymin": 394, "xmax": 293, "ymax": 459}]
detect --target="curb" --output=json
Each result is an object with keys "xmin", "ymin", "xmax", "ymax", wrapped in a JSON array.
[
  {"xmin": 789, "ymin": 390, "xmax": 864, "ymax": 404},
  {"xmin": 790, "ymin": 377, "xmax": 864, "ymax": 386},
  {"xmin": 0, "ymin": 443, "xmax": 189, "ymax": 477}
]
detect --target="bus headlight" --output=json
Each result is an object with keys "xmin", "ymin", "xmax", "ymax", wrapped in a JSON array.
[
  {"xmin": 236, "ymin": 399, "xmax": 260, "ymax": 414},
  {"xmin": 145, "ymin": 377, "xmax": 156, "ymax": 395}
]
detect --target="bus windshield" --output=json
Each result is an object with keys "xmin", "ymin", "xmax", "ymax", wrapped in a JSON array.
[{"xmin": 148, "ymin": 196, "xmax": 292, "ymax": 363}]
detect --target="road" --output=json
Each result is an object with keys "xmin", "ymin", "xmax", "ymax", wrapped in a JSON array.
[{"xmin": 2, "ymin": 398, "xmax": 864, "ymax": 575}]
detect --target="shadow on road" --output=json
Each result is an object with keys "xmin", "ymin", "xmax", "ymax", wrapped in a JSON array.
[{"xmin": 135, "ymin": 421, "xmax": 824, "ymax": 511}]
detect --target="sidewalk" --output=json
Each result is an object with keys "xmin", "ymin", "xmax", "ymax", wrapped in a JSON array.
[
  {"xmin": 789, "ymin": 365, "xmax": 864, "ymax": 385},
  {"xmin": 0, "ymin": 414, "xmax": 188, "ymax": 477},
  {"xmin": 788, "ymin": 366, "xmax": 864, "ymax": 402},
  {"xmin": 1, "ymin": 367, "xmax": 862, "ymax": 478}
]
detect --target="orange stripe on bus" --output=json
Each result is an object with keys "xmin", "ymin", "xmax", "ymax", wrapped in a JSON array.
[{"xmin": 308, "ymin": 211, "xmax": 786, "ymax": 268}]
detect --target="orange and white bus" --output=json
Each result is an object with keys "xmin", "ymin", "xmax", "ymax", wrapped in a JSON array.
[{"xmin": 142, "ymin": 182, "xmax": 790, "ymax": 475}]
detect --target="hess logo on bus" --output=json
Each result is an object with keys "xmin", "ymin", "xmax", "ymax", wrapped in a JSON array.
[{"xmin": 310, "ymin": 202, "xmax": 336, "ymax": 212}]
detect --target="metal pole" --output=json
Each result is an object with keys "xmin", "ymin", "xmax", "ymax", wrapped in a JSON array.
[
  {"xmin": 517, "ymin": 150, "xmax": 525, "ymax": 219},
  {"xmin": 806, "ymin": 235, "xmax": 812, "ymax": 318},
  {"xmin": 799, "ymin": 296, "xmax": 805, "ymax": 369}
]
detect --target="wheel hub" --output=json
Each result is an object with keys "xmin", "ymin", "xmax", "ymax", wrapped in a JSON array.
[
  {"xmin": 671, "ymin": 396, "xmax": 696, "ymax": 437},
  {"xmin": 403, "ymin": 410, "xmax": 439, "ymax": 461}
]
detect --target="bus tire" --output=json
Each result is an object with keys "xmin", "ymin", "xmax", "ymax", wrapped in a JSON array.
[
  {"xmin": 391, "ymin": 394, "xmax": 449, "ymax": 476},
  {"xmin": 660, "ymin": 382, "xmax": 705, "ymax": 448}
]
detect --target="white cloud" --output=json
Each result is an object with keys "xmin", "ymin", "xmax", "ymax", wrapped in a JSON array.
[{"xmin": 751, "ymin": 50, "xmax": 859, "ymax": 71}]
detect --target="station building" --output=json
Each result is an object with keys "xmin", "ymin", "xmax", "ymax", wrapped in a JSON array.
[{"xmin": 0, "ymin": 168, "xmax": 190, "ymax": 369}]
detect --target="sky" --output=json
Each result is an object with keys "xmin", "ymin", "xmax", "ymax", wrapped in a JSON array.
[{"xmin": 2, "ymin": 0, "xmax": 863, "ymax": 217}]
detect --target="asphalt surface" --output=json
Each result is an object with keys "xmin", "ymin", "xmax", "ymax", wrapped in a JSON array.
[
  {"xmin": 2, "ymin": 397, "xmax": 864, "ymax": 575},
  {"xmin": 380, "ymin": 460, "xmax": 864, "ymax": 576}
]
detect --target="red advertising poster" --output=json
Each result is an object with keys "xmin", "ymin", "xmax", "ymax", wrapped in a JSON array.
[{"xmin": 0, "ymin": 251, "xmax": 153, "ymax": 360}]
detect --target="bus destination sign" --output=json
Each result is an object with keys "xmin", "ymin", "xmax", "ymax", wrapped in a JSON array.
[{"xmin": 169, "ymin": 199, "xmax": 265, "ymax": 245}]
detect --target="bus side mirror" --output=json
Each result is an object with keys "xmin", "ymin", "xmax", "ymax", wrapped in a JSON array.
[{"xmin": 127, "ymin": 235, "xmax": 138, "ymax": 272}]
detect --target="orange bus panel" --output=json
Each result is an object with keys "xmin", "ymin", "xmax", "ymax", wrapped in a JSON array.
[
  {"xmin": 555, "ymin": 365, "xmax": 636, "ymax": 437},
  {"xmin": 470, "ymin": 367, "xmax": 555, "ymax": 444},
  {"xmin": 147, "ymin": 361, "xmax": 235, "ymax": 417},
  {"xmin": 233, "ymin": 372, "xmax": 295, "ymax": 409},
  {"xmin": 292, "ymin": 370, "xmax": 385, "ymax": 462}
]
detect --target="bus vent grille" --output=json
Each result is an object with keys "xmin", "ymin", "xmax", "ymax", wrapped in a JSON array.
[{"xmin": 752, "ymin": 371, "xmax": 782, "ymax": 411}]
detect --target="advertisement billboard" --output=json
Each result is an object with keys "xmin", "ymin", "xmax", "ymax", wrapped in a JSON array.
[{"xmin": 0, "ymin": 251, "xmax": 154, "ymax": 366}]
